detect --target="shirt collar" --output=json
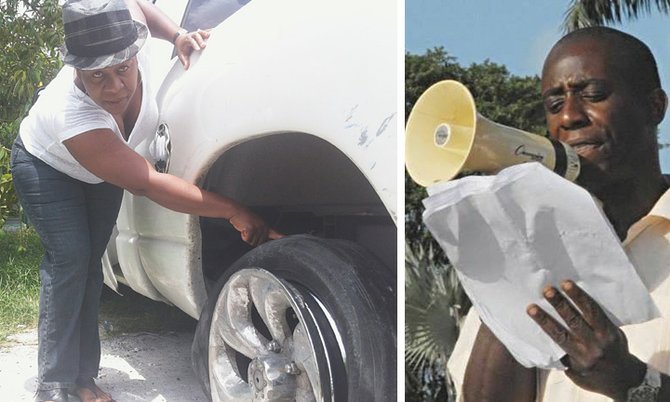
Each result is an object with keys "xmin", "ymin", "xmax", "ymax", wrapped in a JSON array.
[{"xmin": 623, "ymin": 187, "xmax": 670, "ymax": 246}]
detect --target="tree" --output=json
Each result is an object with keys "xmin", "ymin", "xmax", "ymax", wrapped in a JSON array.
[
  {"xmin": 405, "ymin": 242, "xmax": 465, "ymax": 401},
  {"xmin": 563, "ymin": 0, "xmax": 670, "ymax": 31},
  {"xmin": 1, "ymin": 0, "xmax": 63, "ymax": 147},
  {"xmin": 404, "ymin": 49, "xmax": 544, "ymax": 400},
  {"xmin": 0, "ymin": 0, "xmax": 62, "ymax": 226}
]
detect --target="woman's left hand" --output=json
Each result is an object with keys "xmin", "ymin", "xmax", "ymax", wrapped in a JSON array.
[{"xmin": 175, "ymin": 29, "xmax": 211, "ymax": 70}]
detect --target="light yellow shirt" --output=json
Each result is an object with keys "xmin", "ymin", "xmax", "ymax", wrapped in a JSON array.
[{"xmin": 447, "ymin": 189, "xmax": 670, "ymax": 401}]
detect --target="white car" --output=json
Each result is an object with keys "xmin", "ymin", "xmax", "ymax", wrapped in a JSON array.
[{"xmin": 102, "ymin": 0, "xmax": 397, "ymax": 400}]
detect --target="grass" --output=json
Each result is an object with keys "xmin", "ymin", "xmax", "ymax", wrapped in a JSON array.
[
  {"xmin": 0, "ymin": 228, "xmax": 43, "ymax": 341},
  {"xmin": 0, "ymin": 228, "xmax": 196, "ymax": 344}
]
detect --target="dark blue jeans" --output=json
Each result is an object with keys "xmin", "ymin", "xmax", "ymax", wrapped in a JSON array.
[{"xmin": 11, "ymin": 137, "xmax": 123, "ymax": 391}]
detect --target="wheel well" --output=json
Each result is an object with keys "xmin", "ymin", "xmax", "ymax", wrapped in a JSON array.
[{"xmin": 199, "ymin": 132, "xmax": 396, "ymax": 290}]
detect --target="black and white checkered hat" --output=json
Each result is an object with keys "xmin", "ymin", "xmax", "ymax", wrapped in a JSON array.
[{"xmin": 61, "ymin": 0, "xmax": 148, "ymax": 70}]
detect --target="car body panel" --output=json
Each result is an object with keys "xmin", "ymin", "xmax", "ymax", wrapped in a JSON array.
[{"xmin": 103, "ymin": 0, "xmax": 396, "ymax": 319}]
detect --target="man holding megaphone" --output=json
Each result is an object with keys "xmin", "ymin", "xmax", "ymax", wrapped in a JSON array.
[{"xmin": 445, "ymin": 27, "xmax": 670, "ymax": 401}]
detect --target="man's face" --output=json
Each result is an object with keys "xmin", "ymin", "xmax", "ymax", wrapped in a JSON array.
[
  {"xmin": 541, "ymin": 39, "xmax": 656, "ymax": 193},
  {"xmin": 76, "ymin": 57, "xmax": 139, "ymax": 116}
]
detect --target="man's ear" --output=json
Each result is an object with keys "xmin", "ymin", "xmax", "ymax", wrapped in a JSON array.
[{"xmin": 649, "ymin": 88, "xmax": 668, "ymax": 125}]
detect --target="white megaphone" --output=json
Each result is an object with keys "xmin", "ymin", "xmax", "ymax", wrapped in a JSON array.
[{"xmin": 405, "ymin": 80, "xmax": 580, "ymax": 187}]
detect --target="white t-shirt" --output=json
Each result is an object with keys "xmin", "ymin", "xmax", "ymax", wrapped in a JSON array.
[{"xmin": 19, "ymin": 32, "xmax": 159, "ymax": 184}]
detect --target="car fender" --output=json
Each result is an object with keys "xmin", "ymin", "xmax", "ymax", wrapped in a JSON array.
[{"xmin": 109, "ymin": 0, "xmax": 396, "ymax": 317}]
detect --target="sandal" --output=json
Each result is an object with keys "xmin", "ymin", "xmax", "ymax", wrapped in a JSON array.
[
  {"xmin": 35, "ymin": 388, "xmax": 69, "ymax": 402},
  {"xmin": 71, "ymin": 378, "xmax": 114, "ymax": 402}
]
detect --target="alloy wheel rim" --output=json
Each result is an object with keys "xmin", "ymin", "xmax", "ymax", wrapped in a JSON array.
[{"xmin": 208, "ymin": 268, "xmax": 339, "ymax": 401}]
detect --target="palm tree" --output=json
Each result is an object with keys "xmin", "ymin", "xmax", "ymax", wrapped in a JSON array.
[
  {"xmin": 563, "ymin": 0, "xmax": 670, "ymax": 31},
  {"xmin": 405, "ymin": 242, "xmax": 470, "ymax": 401}
]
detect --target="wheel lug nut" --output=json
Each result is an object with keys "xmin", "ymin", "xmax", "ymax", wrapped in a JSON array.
[
  {"xmin": 285, "ymin": 362, "xmax": 300, "ymax": 375},
  {"xmin": 268, "ymin": 340, "xmax": 281, "ymax": 353}
]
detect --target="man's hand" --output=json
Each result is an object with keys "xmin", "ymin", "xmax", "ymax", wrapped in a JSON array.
[
  {"xmin": 527, "ymin": 280, "xmax": 647, "ymax": 401},
  {"xmin": 175, "ymin": 29, "xmax": 211, "ymax": 70},
  {"xmin": 229, "ymin": 207, "xmax": 284, "ymax": 247}
]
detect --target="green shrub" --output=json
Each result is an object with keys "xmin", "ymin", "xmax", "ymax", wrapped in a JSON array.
[
  {"xmin": 0, "ymin": 0, "xmax": 63, "ymax": 230},
  {"xmin": 0, "ymin": 146, "xmax": 20, "ymax": 230}
]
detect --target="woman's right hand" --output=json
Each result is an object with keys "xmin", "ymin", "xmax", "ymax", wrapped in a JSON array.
[
  {"xmin": 175, "ymin": 29, "xmax": 211, "ymax": 70},
  {"xmin": 229, "ymin": 207, "xmax": 284, "ymax": 246}
]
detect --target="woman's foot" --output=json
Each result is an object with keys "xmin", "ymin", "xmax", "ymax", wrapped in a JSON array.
[
  {"xmin": 34, "ymin": 388, "xmax": 68, "ymax": 402},
  {"xmin": 73, "ymin": 378, "xmax": 114, "ymax": 402}
]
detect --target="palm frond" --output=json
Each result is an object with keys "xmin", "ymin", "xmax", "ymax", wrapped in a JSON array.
[
  {"xmin": 404, "ymin": 242, "xmax": 470, "ymax": 375},
  {"xmin": 562, "ymin": 0, "xmax": 670, "ymax": 32}
]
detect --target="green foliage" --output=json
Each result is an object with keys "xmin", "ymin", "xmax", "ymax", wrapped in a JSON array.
[
  {"xmin": 0, "ymin": 146, "xmax": 20, "ymax": 230},
  {"xmin": 0, "ymin": 228, "xmax": 42, "ymax": 341},
  {"xmin": 0, "ymin": 0, "xmax": 63, "ymax": 229},
  {"xmin": 1, "ymin": 0, "xmax": 63, "ymax": 148},
  {"xmin": 405, "ymin": 242, "xmax": 470, "ymax": 401},
  {"xmin": 563, "ymin": 0, "xmax": 670, "ymax": 32}
]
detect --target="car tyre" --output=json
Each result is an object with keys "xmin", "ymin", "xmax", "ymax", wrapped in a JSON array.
[{"xmin": 192, "ymin": 234, "xmax": 396, "ymax": 401}]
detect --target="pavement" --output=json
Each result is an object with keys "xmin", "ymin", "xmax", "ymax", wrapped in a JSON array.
[
  {"xmin": 0, "ymin": 328, "xmax": 208, "ymax": 401},
  {"xmin": 0, "ymin": 269, "xmax": 212, "ymax": 401}
]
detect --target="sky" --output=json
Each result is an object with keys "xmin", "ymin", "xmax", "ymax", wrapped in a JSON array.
[{"xmin": 406, "ymin": 0, "xmax": 670, "ymax": 172}]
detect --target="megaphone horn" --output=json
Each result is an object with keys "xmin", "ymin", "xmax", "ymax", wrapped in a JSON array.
[{"xmin": 405, "ymin": 80, "xmax": 580, "ymax": 187}]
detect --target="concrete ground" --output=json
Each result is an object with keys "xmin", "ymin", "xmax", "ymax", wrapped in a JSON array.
[
  {"xmin": 0, "ymin": 329, "xmax": 208, "ymax": 402},
  {"xmin": 0, "ymin": 286, "xmax": 208, "ymax": 402}
]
